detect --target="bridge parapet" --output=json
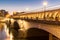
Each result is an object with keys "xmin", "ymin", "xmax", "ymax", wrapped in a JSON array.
[
  {"xmin": 19, "ymin": 9, "xmax": 60, "ymax": 21},
  {"xmin": 13, "ymin": 9, "xmax": 60, "ymax": 21}
]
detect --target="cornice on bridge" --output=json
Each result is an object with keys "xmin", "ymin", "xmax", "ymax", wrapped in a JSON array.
[{"xmin": 13, "ymin": 8, "xmax": 60, "ymax": 22}]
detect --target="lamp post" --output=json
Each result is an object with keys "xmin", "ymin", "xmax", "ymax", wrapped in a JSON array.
[
  {"xmin": 43, "ymin": 1, "xmax": 48, "ymax": 19},
  {"xmin": 25, "ymin": 8, "xmax": 30, "ymax": 19},
  {"xmin": 25, "ymin": 8, "xmax": 30, "ymax": 11}
]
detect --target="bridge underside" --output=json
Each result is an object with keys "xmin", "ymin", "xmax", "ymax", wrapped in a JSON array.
[
  {"xmin": 26, "ymin": 28, "xmax": 49, "ymax": 40},
  {"xmin": 26, "ymin": 28, "xmax": 60, "ymax": 40}
]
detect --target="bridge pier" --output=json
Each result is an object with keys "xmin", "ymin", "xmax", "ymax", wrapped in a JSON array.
[
  {"xmin": 49, "ymin": 34, "xmax": 53, "ymax": 40},
  {"xmin": 49, "ymin": 33, "xmax": 60, "ymax": 40}
]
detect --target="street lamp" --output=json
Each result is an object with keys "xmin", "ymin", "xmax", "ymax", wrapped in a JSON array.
[
  {"xmin": 43, "ymin": 1, "xmax": 48, "ymax": 19},
  {"xmin": 25, "ymin": 7, "xmax": 30, "ymax": 19}
]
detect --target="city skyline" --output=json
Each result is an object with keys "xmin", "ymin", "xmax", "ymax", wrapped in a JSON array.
[{"xmin": 0, "ymin": 0, "xmax": 60, "ymax": 15}]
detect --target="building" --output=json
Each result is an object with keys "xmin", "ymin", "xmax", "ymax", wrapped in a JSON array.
[{"xmin": 0, "ymin": 10, "xmax": 8, "ymax": 17}]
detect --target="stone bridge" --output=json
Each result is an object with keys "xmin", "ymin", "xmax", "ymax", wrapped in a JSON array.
[{"xmin": 12, "ymin": 9, "xmax": 60, "ymax": 40}]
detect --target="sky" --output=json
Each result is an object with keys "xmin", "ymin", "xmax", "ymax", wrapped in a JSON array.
[{"xmin": 0, "ymin": 0, "xmax": 60, "ymax": 14}]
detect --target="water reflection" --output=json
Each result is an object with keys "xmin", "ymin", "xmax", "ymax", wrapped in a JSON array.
[
  {"xmin": 0, "ymin": 23, "xmax": 10, "ymax": 40},
  {"xmin": 9, "ymin": 33, "xmax": 13, "ymax": 40}
]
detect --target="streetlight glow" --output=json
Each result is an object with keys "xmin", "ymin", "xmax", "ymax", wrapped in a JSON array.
[
  {"xmin": 43, "ymin": 1, "xmax": 48, "ymax": 6},
  {"xmin": 25, "ymin": 8, "xmax": 30, "ymax": 11}
]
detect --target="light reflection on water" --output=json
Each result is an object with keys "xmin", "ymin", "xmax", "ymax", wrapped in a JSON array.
[
  {"xmin": 5, "ymin": 23, "xmax": 13, "ymax": 40},
  {"xmin": 4, "ymin": 24, "xmax": 9, "ymax": 37},
  {"xmin": 10, "ymin": 33, "xmax": 13, "ymax": 40},
  {"xmin": 0, "ymin": 23, "xmax": 14, "ymax": 40},
  {"xmin": 4, "ymin": 23, "xmax": 10, "ymax": 40},
  {"xmin": 0, "ymin": 23, "xmax": 10, "ymax": 40}
]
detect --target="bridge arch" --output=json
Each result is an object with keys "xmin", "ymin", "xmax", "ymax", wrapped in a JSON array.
[
  {"xmin": 26, "ymin": 27, "xmax": 60, "ymax": 40},
  {"xmin": 26, "ymin": 28, "xmax": 49, "ymax": 40},
  {"xmin": 13, "ymin": 21, "xmax": 20, "ymax": 31}
]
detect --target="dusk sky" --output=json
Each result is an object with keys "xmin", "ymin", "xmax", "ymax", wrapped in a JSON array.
[{"xmin": 0, "ymin": 0, "xmax": 60, "ymax": 14}]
